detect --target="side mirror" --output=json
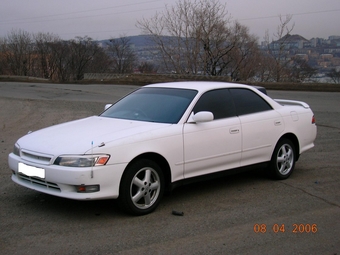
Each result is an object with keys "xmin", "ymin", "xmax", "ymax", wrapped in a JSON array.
[
  {"xmin": 189, "ymin": 111, "xmax": 214, "ymax": 123},
  {"xmin": 104, "ymin": 104, "xmax": 112, "ymax": 110}
]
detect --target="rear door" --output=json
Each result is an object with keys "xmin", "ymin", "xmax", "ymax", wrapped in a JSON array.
[{"xmin": 229, "ymin": 88, "xmax": 284, "ymax": 166}]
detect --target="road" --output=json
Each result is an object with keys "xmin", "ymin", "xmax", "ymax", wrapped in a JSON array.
[{"xmin": 0, "ymin": 82, "xmax": 339, "ymax": 254}]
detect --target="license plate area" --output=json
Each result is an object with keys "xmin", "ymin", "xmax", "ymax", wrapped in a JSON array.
[{"xmin": 18, "ymin": 162, "xmax": 45, "ymax": 179}]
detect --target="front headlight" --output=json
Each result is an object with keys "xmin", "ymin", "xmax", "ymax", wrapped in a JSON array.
[{"xmin": 54, "ymin": 155, "xmax": 110, "ymax": 167}]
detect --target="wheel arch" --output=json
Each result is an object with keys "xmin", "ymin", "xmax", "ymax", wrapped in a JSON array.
[
  {"xmin": 277, "ymin": 133, "xmax": 300, "ymax": 161},
  {"xmin": 124, "ymin": 152, "xmax": 172, "ymax": 192}
]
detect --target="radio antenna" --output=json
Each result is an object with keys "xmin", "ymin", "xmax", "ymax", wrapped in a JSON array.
[{"xmin": 91, "ymin": 141, "xmax": 94, "ymax": 179}]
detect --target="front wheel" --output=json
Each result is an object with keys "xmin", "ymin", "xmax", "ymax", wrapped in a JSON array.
[
  {"xmin": 268, "ymin": 139, "xmax": 296, "ymax": 180},
  {"xmin": 119, "ymin": 159, "xmax": 164, "ymax": 215}
]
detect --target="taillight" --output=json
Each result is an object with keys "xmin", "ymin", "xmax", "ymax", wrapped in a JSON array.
[{"xmin": 312, "ymin": 115, "xmax": 316, "ymax": 124}]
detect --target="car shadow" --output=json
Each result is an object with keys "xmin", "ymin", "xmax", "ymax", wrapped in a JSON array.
[
  {"xmin": 164, "ymin": 168, "xmax": 269, "ymax": 200},
  {"xmin": 20, "ymin": 168, "xmax": 269, "ymax": 218}
]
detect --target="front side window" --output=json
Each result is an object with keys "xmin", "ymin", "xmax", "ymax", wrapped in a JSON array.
[
  {"xmin": 101, "ymin": 87, "xmax": 197, "ymax": 124},
  {"xmin": 193, "ymin": 89, "xmax": 236, "ymax": 120},
  {"xmin": 229, "ymin": 88, "xmax": 272, "ymax": 116}
]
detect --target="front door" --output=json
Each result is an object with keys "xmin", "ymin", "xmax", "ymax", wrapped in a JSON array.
[{"xmin": 183, "ymin": 89, "xmax": 242, "ymax": 178}]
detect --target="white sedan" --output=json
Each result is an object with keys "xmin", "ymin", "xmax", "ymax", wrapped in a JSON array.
[{"xmin": 8, "ymin": 82, "xmax": 317, "ymax": 215}]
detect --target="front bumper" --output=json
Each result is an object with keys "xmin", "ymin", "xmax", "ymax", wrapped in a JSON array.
[{"xmin": 8, "ymin": 153, "xmax": 126, "ymax": 200}]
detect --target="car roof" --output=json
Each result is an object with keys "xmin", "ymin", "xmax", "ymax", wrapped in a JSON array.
[{"xmin": 145, "ymin": 81, "xmax": 256, "ymax": 93}]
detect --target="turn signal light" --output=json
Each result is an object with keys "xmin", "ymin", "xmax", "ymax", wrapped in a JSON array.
[
  {"xmin": 76, "ymin": 185, "xmax": 100, "ymax": 193},
  {"xmin": 96, "ymin": 156, "xmax": 110, "ymax": 166},
  {"xmin": 312, "ymin": 115, "xmax": 316, "ymax": 124}
]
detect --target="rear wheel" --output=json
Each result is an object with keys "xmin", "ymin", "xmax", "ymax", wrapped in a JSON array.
[
  {"xmin": 119, "ymin": 159, "xmax": 164, "ymax": 215},
  {"xmin": 268, "ymin": 139, "xmax": 296, "ymax": 180}
]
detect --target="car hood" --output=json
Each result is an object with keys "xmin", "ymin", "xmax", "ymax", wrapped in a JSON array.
[{"xmin": 17, "ymin": 116, "xmax": 171, "ymax": 155}]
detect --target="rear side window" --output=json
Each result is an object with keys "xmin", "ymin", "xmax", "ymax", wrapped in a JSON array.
[
  {"xmin": 193, "ymin": 89, "xmax": 236, "ymax": 119},
  {"xmin": 230, "ymin": 88, "xmax": 272, "ymax": 116}
]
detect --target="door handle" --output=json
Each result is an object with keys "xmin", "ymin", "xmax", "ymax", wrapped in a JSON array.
[
  {"xmin": 230, "ymin": 128, "xmax": 240, "ymax": 134},
  {"xmin": 274, "ymin": 120, "xmax": 282, "ymax": 126}
]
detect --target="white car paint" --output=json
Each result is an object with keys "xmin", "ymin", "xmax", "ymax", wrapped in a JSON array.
[
  {"xmin": 8, "ymin": 81, "xmax": 317, "ymax": 204},
  {"xmin": 239, "ymin": 110, "xmax": 285, "ymax": 166},
  {"xmin": 183, "ymin": 116, "xmax": 242, "ymax": 178}
]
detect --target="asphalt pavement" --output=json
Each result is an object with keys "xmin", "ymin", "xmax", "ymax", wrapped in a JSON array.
[{"xmin": 0, "ymin": 82, "xmax": 339, "ymax": 254}]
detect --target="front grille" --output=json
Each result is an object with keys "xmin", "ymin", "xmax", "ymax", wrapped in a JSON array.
[
  {"xmin": 21, "ymin": 150, "xmax": 53, "ymax": 165},
  {"xmin": 18, "ymin": 173, "xmax": 61, "ymax": 191}
]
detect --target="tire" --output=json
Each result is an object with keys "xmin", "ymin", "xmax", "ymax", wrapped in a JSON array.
[
  {"xmin": 119, "ymin": 159, "xmax": 164, "ymax": 215},
  {"xmin": 268, "ymin": 139, "xmax": 296, "ymax": 180}
]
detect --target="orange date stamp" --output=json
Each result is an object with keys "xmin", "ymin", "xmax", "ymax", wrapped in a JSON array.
[{"xmin": 253, "ymin": 224, "xmax": 318, "ymax": 233}]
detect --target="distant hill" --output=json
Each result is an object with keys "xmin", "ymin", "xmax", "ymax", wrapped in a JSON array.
[
  {"xmin": 99, "ymin": 35, "xmax": 157, "ymax": 47},
  {"xmin": 275, "ymin": 34, "xmax": 309, "ymax": 43},
  {"xmin": 98, "ymin": 35, "xmax": 182, "ymax": 48}
]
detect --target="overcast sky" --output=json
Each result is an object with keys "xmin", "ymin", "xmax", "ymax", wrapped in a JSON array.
[{"xmin": 1, "ymin": 0, "xmax": 339, "ymax": 41}]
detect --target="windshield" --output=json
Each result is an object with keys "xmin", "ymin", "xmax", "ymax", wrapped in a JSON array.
[{"xmin": 101, "ymin": 87, "xmax": 197, "ymax": 124}]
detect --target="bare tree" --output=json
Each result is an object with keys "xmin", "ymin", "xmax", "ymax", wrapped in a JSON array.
[
  {"xmin": 255, "ymin": 51, "xmax": 277, "ymax": 82},
  {"xmin": 137, "ymin": 0, "xmax": 258, "ymax": 78},
  {"xmin": 137, "ymin": 0, "xmax": 200, "ymax": 74},
  {"xmin": 1, "ymin": 29, "xmax": 34, "ymax": 76},
  {"xmin": 33, "ymin": 32, "xmax": 61, "ymax": 78},
  {"xmin": 44, "ymin": 36, "xmax": 110, "ymax": 82},
  {"xmin": 138, "ymin": 61, "xmax": 158, "ymax": 73},
  {"xmin": 85, "ymin": 48, "xmax": 112, "ymax": 74},
  {"xmin": 0, "ymin": 37, "xmax": 7, "ymax": 74},
  {"xmin": 48, "ymin": 40, "xmax": 72, "ymax": 82},
  {"xmin": 1, "ymin": 31, "xmax": 112, "ymax": 81},
  {"xmin": 69, "ymin": 36, "xmax": 106, "ymax": 80},
  {"xmin": 327, "ymin": 68, "xmax": 340, "ymax": 84},
  {"xmin": 265, "ymin": 15, "xmax": 295, "ymax": 82},
  {"xmin": 137, "ymin": 0, "xmax": 229, "ymax": 75},
  {"xmin": 288, "ymin": 57, "xmax": 317, "ymax": 82},
  {"xmin": 220, "ymin": 21, "xmax": 260, "ymax": 80},
  {"xmin": 106, "ymin": 36, "xmax": 137, "ymax": 74}
]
